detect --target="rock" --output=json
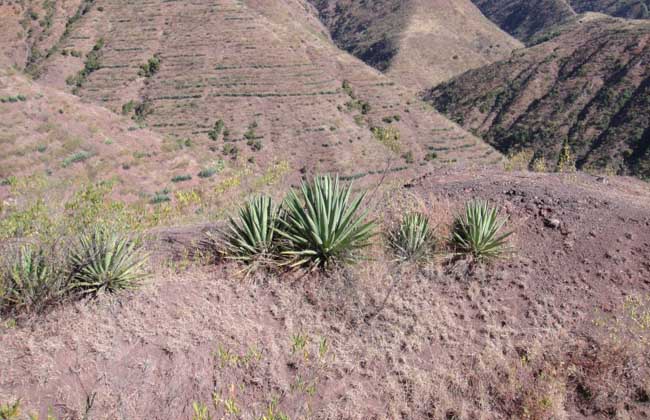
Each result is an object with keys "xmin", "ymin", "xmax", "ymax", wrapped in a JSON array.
[{"xmin": 544, "ymin": 218, "xmax": 561, "ymax": 229}]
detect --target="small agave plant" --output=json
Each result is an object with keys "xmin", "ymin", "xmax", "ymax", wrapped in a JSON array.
[
  {"xmin": 451, "ymin": 200, "xmax": 512, "ymax": 262},
  {"xmin": 0, "ymin": 245, "xmax": 66, "ymax": 313},
  {"xmin": 389, "ymin": 212, "xmax": 434, "ymax": 261},
  {"xmin": 217, "ymin": 195, "xmax": 280, "ymax": 262},
  {"xmin": 276, "ymin": 175, "xmax": 376, "ymax": 269},
  {"xmin": 69, "ymin": 228, "xmax": 148, "ymax": 295}
]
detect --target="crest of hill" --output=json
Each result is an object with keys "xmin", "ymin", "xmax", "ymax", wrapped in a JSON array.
[
  {"xmin": 425, "ymin": 15, "xmax": 650, "ymax": 179},
  {"xmin": 306, "ymin": 0, "xmax": 523, "ymax": 89},
  {"xmin": 473, "ymin": 0, "xmax": 650, "ymax": 43},
  {"xmin": 15, "ymin": 0, "xmax": 501, "ymax": 195}
]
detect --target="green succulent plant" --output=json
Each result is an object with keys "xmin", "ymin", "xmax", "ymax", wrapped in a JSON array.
[
  {"xmin": 276, "ymin": 175, "xmax": 376, "ymax": 269},
  {"xmin": 451, "ymin": 200, "xmax": 512, "ymax": 262},
  {"xmin": 69, "ymin": 228, "xmax": 148, "ymax": 295},
  {"xmin": 389, "ymin": 212, "xmax": 434, "ymax": 261}
]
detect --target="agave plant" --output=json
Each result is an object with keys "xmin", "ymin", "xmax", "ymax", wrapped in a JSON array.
[
  {"xmin": 217, "ymin": 195, "xmax": 280, "ymax": 262},
  {"xmin": 0, "ymin": 245, "xmax": 66, "ymax": 312},
  {"xmin": 69, "ymin": 228, "xmax": 148, "ymax": 295},
  {"xmin": 451, "ymin": 200, "xmax": 512, "ymax": 261},
  {"xmin": 276, "ymin": 175, "xmax": 376, "ymax": 269},
  {"xmin": 389, "ymin": 212, "xmax": 434, "ymax": 261}
]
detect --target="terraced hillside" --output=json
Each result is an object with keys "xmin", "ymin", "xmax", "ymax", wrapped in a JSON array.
[
  {"xmin": 425, "ymin": 16, "xmax": 650, "ymax": 179},
  {"xmin": 0, "ymin": 0, "xmax": 88, "ymax": 70},
  {"xmin": 20, "ymin": 0, "xmax": 500, "ymax": 188},
  {"xmin": 307, "ymin": 0, "xmax": 523, "ymax": 89},
  {"xmin": 0, "ymin": 68, "xmax": 168, "ymax": 202},
  {"xmin": 473, "ymin": 0, "xmax": 650, "ymax": 43}
]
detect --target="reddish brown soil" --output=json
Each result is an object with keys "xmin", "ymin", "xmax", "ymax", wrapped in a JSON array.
[{"xmin": 2, "ymin": 169, "xmax": 649, "ymax": 419}]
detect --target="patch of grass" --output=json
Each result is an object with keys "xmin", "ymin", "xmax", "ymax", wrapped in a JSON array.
[
  {"xmin": 69, "ymin": 228, "xmax": 148, "ymax": 295},
  {"xmin": 277, "ymin": 175, "xmax": 376, "ymax": 269},
  {"xmin": 451, "ymin": 201, "xmax": 512, "ymax": 262}
]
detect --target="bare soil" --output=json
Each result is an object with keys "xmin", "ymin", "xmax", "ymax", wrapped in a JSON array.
[{"xmin": 2, "ymin": 169, "xmax": 649, "ymax": 419}]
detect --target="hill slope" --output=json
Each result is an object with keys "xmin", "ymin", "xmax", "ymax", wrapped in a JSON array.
[
  {"xmin": 473, "ymin": 0, "xmax": 650, "ymax": 43},
  {"xmin": 471, "ymin": 0, "xmax": 577, "ymax": 43},
  {"xmin": 425, "ymin": 16, "xmax": 650, "ymax": 179},
  {"xmin": 15, "ymin": 0, "xmax": 500, "ymax": 188},
  {"xmin": 306, "ymin": 0, "xmax": 523, "ymax": 89}
]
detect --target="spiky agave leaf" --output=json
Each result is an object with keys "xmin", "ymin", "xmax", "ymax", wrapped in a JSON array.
[
  {"xmin": 276, "ymin": 175, "xmax": 376, "ymax": 269},
  {"xmin": 216, "ymin": 195, "xmax": 280, "ymax": 262},
  {"xmin": 389, "ymin": 212, "xmax": 434, "ymax": 261},
  {"xmin": 69, "ymin": 228, "xmax": 148, "ymax": 295},
  {"xmin": 0, "ymin": 245, "xmax": 66, "ymax": 312},
  {"xmin": 451, "ymin": 200, "xmax": 512, "ymax": 262}
]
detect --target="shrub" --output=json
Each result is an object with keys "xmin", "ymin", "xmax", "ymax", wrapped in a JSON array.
[
  {"xmin": 0, "ymin": 245, "xmax": 67, "ymax": 313},
  {"xmin": 451, "ymin": 201, "xmax": 512, "ymax": 262},
  {"xmin": 389, "ymin": 213, "xmax": 434, "ymax": 261},
  {"xmin": 198, "ymin": 168, "xmax": 217, "ymax": 178},
  {"xmin": 138, "ymin": 55, "xmax": 161, "ymax": 77},
  {"xmin": 276, "ymin": 175, "xmax": 376, "ymax": 269},
  {"xmin": 150, "ymin": 193, "xmax": 171, "ymax": 204},
  {"xmin": 68, "ymin": 229, "xmax": 148, "ymax": 295},
  {"xmin": 556, "ymin": 140, "xmax": 576, "ymax": 173},
  {"xmin": 62, "ymin": 150, "xmax": 92, "ymax": 167},
  {"xmin": 215, "ymin": 195, "xmax": 280, "ymax": 262},
  {"xmin": 208, "ymin": 119, "xmax": 225, "ymax": 141},
  {"xmin": 171, "ymin": 174, "xmax": 192, "ymax": 183}
]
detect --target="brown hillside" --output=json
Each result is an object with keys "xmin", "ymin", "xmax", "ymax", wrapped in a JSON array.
[
  {"xmin": 425, "ymin": 16, "xmax": 650, "ymax": 179},
  {"xmin": 18, "ymin": 0, "xmax": 501, "ymax": 188},
  {"xmin": 307, "ymin": 0, "xmax": 523, "ymax": 89},
  {"xmin": 2, "ymin": 169, "xmax": 650, "ymax": 418},
  {"xmin": 0, "ymin": 68, "xmax": 167, "ymax": 201}
]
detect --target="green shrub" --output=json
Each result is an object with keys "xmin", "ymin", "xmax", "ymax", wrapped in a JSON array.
[
  {"xmin": 171, "ymin": 174, "xmax": 192, "ymax": 183},
  {"xmin": 198, "ymin": 168, "xmax": 217, "ymax": 178},
  {"xmin": 0, "ymin": 245, "xmax": 67, "ymax": 313},
  {"xmin": 208, "ymin": 119, "xmax": 225, "ymax": 141},
  {"xmin": 389, "ymin": 213, "xmax": 434, "ymax": 261},
  {"xmin": 222, "ymin": 144, "xmax": 239, "ymax": 158},
  {"xmin": 138, "ymin": 55, "xmax": 161, "ymax": 77},
  {"xmin": 215, "ymin": 195, "xmax": 280, "ymax": 262},
  {"xmin": 68, "ymin": 228, "xmax": 148, "ymax": 295},
  {"xmin": 62, "ymin": 150, "xmax": 92, "ymax": 167},
  {"xmin": 451, "ymin": 201, "xmax": 512, "ymax": 262},
  {"xmin": 150, "ymin": 193, "xmax": 170, "ymax": 204},
  {"xmin": 276, "ymin": 175, "xmax": 376, "ymax": 269}
]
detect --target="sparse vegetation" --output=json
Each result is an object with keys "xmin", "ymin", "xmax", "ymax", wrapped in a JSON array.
[
  {"xmin": 276, "ymin": 175, "xmax": 376, "ymax": 269},
  {"xmin": 452, "ymin": 200, "xmax": 512, "ymax": 261}
]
